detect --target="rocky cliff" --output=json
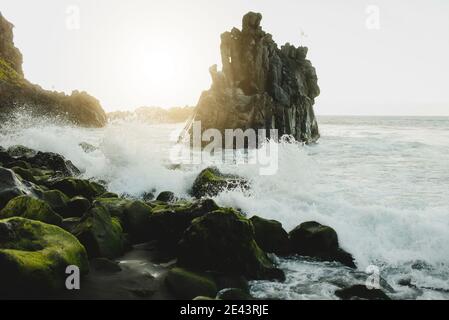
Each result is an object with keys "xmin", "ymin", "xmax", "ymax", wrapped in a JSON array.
[
  {"xmin": 191, "ymin": 12, "xmax": 320, "ymax": 145},
  {"xmin": 0, "ymin": 13, "xmax": 107, "ymax": 127}
]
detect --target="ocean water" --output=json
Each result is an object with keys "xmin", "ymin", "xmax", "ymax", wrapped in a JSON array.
[{"xmin": 1, "ymin": 114, "xmax": 448, "ymax": 300}]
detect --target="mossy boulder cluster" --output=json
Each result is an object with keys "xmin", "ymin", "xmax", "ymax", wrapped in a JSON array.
[
  {"xmin": 0, "ymin": 13, "xmax": 107, "ymax": 127},
  {"xmin": 0, "ymin": 146, "xmax": 360, "ymax": 299}
]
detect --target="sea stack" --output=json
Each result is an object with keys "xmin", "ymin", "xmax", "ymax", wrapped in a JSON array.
[
  {"xmin": 0, "ymin": 12, "xmax": 107, "ymax": 127},
  {"xmin": 190, "ymin": 12, "xmax": 320, "ymax": 145}
]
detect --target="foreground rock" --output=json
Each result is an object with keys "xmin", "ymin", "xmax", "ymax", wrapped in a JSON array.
[
  {"xmin": 71, "ymin": 204, "xmax": 126, "ymax": 259},
  {"xmin": 185, "ymin": 12, "xmax": 320, "ymax": 146},
  {"xmin": 0, "ymin": 217, "xmax": 89, "ymax": 298},
  {"xmin": 335, "ymin": 285, "xmax": 390, "ymax": 300},
  {"xmin": 250, "ymin": 215, "xmax": 290, "ymax": 255},
  {"xmin": 177, "ymin": 208, "xmax": 285, "ymax": 281},
  {"xmin": 48, "ymin": 177, "xmax": 106, "ymax": 200},
  {"xmin": 289, "ymin": 221, "xmax": 356, "ymax": 268},
  {"xmin": 0, "ymin": 167, "xmax": 34, "ymax": 209},
  {"xmin": 165, "ymin": 267, "xmax": 218, "ymax": 300},
  {"xmin": 0, "ymin": 195, "xmax": 63, "ymax": 226},
  {"xmin": 191, "ymin": 167, "xmax": 249, "ymax": 198},
  {"xmin": 0, "ymin": 13, "xmax": 107, "ymax": 127}
]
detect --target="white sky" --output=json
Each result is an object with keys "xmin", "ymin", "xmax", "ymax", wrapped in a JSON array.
[{"xmin": 2, "ymin": 0, "xmax": 449, "ymax": 115}]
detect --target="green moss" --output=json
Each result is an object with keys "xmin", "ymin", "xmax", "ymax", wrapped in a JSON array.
[
  {"xmin": 0, "ymin": 58, "xmax": 24, "ymax": 86},
  {"xmin": 50, "ymin": 178, "xmax": 107, "ymax": 199},
  {"xmin": 165, "ymin": 267, "xmax": 218, "ymax": 300},
  {"xmin": 71, "ymin": 204, "xmax": 126, "ymax": 259},
  {"xmin": 191, "ymin": 167, "xmax": 248, "ymax": 198},
  {"xmin": 41, "ymin": 190, "xmax": 70, "ymax": 217},
  {"xmin": 177, "ymin": 208, "xmax": 284, "ymax": 281},
  {"xmin": 0, "ymin": 217, "xmax": 89, "ymax": 297},
  {"xmin": 11, "ymin": 167, "xmax": 37, "ymax": 183},
  {"xmin": 0, "ymin": 196, "xmax": 63, "ymax": 226}
]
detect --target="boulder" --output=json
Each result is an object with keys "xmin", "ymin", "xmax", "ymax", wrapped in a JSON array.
[
  {"xmin": 177, "ymin": 208, "xmax": 285, "ymax": 281},
  {"xmin": 183, "ymin": 12, "xmax": 320, "ymax": 147},
  {"xmin": 48, "ymin": 177, "xmax": 106, "ymax": 200},
  {"xmin": 6, "ymin": 145, "xmax": 36, "ymax": 158},
  {"xmin": 79, "ymin": 142, "xmax": 97, "ymax": 153},
  {"xmin": 0, "ymin": 217, "xmax": 89, "ymax": 297},
  {"xmin": 156, "ymin": 191, "xmax": 176, "ymax": 203},
  {"xmin": 335, "ymin": 285, "xmax": 390, "ymax": 300},
  {"xmin": 165, "ymin": 267, "xmax": 218, "ymax": 300},
  {"xmin": 0, "ymin": 195, "xmax": 63, "ymax": 226},
  {"xmin": 191, "ymin": 167, "xmax": 249, "ymax": 198},
  {"xmin": 66, "ymin": 196, "xmax": 91, "ymax": 218},
  {"xmin": 11, "ymin": 166, "xmax": 37, "ymax": 183},
  {"xmin": 26, "ymin": 151, "xmax": 81, "ymax": 176},
  {"xmin": 71, "ymin": 204, "xmax": 126, "ymax": 259},
  {"xmin": 250, "ymin": 216, "xmax": 290, "ymax": 255},
  {"xmin": 0, "ymin": 167, "xmax": 32, "ymax": 209},
  {"xmin": 41, "ymin": 189, "xmax": 70, "ymax": 216},
  {"xmin": 147, "ymin": 198, "xmax": 220, "ymax": 249},
  {"xmin": 289, "ymin": 221, "xmax": 356, "ymax": 268},
  {"xmin": 94, "ymin": 198, "xmax": 153, "ymax": 243}
]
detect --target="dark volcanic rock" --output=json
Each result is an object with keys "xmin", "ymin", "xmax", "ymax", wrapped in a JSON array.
[
  {"xmin": 188, "ymin": 12, "xmax": 320, "ymax": 146},
  {"xmin": 0, "ymin": 13, "xmax": 107, "ymax": 127},
  {"xmin": 335, "ymin": 285, "xmax": 391, "ymax": 300},
  {"xmin": 0, "ymin": 167, "xmax": 33, "ymax": 209},
  {"xmin": 191, "ymin": 167, "xmax": 249, "ymax": 198},
  {"xmin": 289, "ymin": 221, "xmax": 356, "ymax": 268},
  {"xmin": 250, "ymin": 215, "xmax": 290, "ymax": 255},
  {"xmin": 71, "ymin": 204, "xmax": 126, "ymax": 259},
  {"xmin": 177, "ymin": 208, "xmax": 285, "ymax": 281},
  {"xmin": 156, "ymin": 191, "xmax": 176, "ymax": 203}
]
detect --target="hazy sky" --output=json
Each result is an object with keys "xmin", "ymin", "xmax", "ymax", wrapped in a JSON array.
[{"xmin": 2, "ymin": 0, "xmax": 449, "ymax": 115}]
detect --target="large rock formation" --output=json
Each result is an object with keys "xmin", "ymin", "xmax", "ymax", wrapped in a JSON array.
[
  {"xmin": 191, "ymin": 12, "xmax": 320, "ymax": 145},
  {"xmin": 0, "ymin": 12, "xmax": 107, "ymax": 127}
]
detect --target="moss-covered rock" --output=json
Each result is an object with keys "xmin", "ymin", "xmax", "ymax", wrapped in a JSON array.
[
  {"xmin": 147, "ymin": 199, "xmax": 220, "ymax": 249},
  {"xmin": 191, "ymin": 167, "xmax": 249, "ymax": 198},
  {"xmin": 0, "ymin": 217, "xmax": 89, "ymax": 297},
  {"xmin": 49, "ymin": 177, "xmax": 106, "ymax": 200},
  {"xmin": 6, "ymin": 160, "xmax": 32, "ymax": 169},
  {"xmin": 177, "ymin": 209, "xmax": 285, "ymax": 281},
  {"xmin": 165, "ymin": 267, "xmax": 218, "ymax": 300},
  {"xmin": 41, "ymin": 189, "xmax": 70, "ymax": 216},
  {"xmin": 11, "ymin": 166, "xmax": 37, "ymax": 183},
  {"xmin": 289, "ymin": 221, "xmax": 356, "ymax": 268},
  {"xmin": 335, "ymin": 285, "xmax": 390, "ymax": 300},
  {"xmin": 156, "ymin": 191, "xmax": 176, "ymax": 203},
  {"xmin": 0, "ymin": 195, "xmax": 63, "ymax": 226},
  {"xmin": 250, "ymin": 216, "xmax": 290, "ymax": 255},
  {"xmin": 99, "ymin": 192, "xmax": 119, "ymax": 199},
  {"xmin": 6, "ymin": 145, "xmax": 36, "ymax": 158},
  {"xmin": 71, "ymin": 204, "xmax": 126, "ymax": 259},
  {"xmin": 0, "ymin": 167, "xmax": 32, "ymax": 209},
  {"xmin": 94, "ymin": 198, "xmax": 152, "ymax": 244},
  {"xmin": 66, "ymin": 196, "xmax": 91, "ymax": 218}
]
